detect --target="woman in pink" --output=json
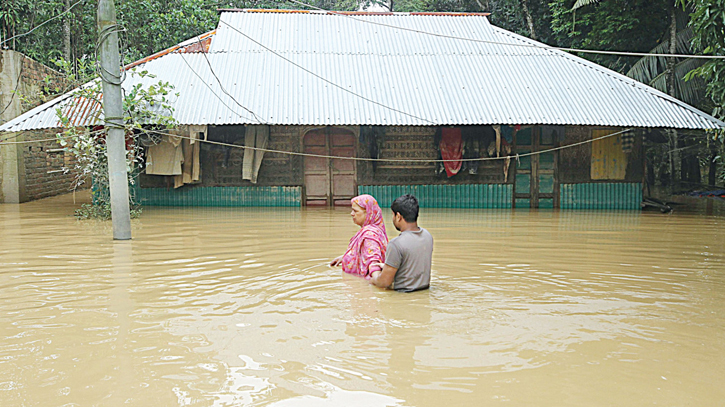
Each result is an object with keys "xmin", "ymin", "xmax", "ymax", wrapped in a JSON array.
[{"xmin": 330, "ymin": 194, "xmax": 388, "ymax": 279}]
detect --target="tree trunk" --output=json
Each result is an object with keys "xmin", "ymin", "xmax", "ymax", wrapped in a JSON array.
[
  {"xmin": 520, "ymin": 0, "xmax": 537, "ymax": 40},
  {"xmin": 666, "ymin": 7, "xmax": 677, "ymax": 97},
  {"xmin": 666, "ymin": 7, "xmax": 679, "ymax": 191},
  {"xmin": 63, "ymin": 0, "xmax": 72, "ymax": 62},
  {"xmin": 708, "ymin": 139, "xmax": 718, "ymax": 186},
  {"xmin": 669, "ymin": 129, "xmax": 679, "ymax": 190}
]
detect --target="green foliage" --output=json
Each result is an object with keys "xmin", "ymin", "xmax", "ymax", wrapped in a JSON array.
[
  {"xmin": 678, "ymin": 0, "xmax": 725, "ymax": 142},
  {"xmin": 550, "ymin": 0, "xmax": 672, "ymax": 73},
  {"xmin": 55, "ymin": 69, "xmax": 178, "ymax": 219},
  {"xmin": 74, "ymin": 201, "xmax": 142, "ymax": 220}
]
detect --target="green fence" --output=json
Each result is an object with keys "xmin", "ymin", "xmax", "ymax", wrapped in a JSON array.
[
  {"xmin": 136, "ymin": 186, "xmax": 302, "ymax": 207},
  {"xmin": 560, "ymin": 183, "xmax": 642, "ymax": 210},
  {"xmin": 131, "ymin": 183, "xmax": 639, "ymax": 209},
  {"xmin": 358, "ymin": 184, "xmax": 512, "ymax": 208}
]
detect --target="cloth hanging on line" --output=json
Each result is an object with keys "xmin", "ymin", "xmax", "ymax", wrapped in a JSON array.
[
  {"xmin": 502, "ymin": 140, "xmax": 512, "ymax": 181},
  {"xmin": 439, "ymin": 127, "xmax": 463, "ymax": 178},
  {"xmin": 189, "ymin": 124, "xmax": 207, "ymax": 142},
  {"xmin": 621, "ymin": 131, "xmax": 634, "ymax": 153},
  {"xmin": 493, "ymin": 125, "xmax": 502, "ymax": 157},
  {"xmin": 242, "ymin": 125, "xmax": 269, "ymax": 184},
  {"xmin": 174, "ymin": 128, "xmax": 202, "ymax": 188},
  {"xmin": 145, "ymin": 133, "xmax": 183, "ymax": 175}
]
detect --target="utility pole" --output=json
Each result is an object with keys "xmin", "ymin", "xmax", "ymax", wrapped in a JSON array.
[{"xmin": 98, "ymin": 0, "xmax": 131, "ymax": 240}]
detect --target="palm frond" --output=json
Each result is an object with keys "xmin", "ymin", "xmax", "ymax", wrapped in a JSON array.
[
  {"xmin": 649, "ymin": 58, "xmax": 707, "ymax": 104},
  {"xmin": 626, "ymin": 28, "xmax": 694, "ymax": 84},
  {"xmin": 572, "ymin": 0, "xmax": 600, "ymax": 10}
]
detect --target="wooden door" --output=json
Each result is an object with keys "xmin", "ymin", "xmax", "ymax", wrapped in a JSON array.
[
  {"xmin": 303, "ymin": 128, "xmax": 356, "ymax": 206},
  {"xmin": 513, "ymin": 127, "xmax": 558, "ymax": 208}
]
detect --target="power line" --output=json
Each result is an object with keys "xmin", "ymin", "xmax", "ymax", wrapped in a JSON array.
[
  {"xmin": 0, "ymin": 130, "xmax": 100, "ymax": 145},
  {"xmin": 283, "ymin": 0, "xmax": 725, "ymax": 60},
  {"xmin": 177, "ymin": 51, "xmax": 263, "ymax": 124},
  {"xmin": 0, "ymin": 0, "xmax": 87, "ymax": 47},
  {"xmin": 190, "ymin": 35, "xmax": 268, "ymax": 124},
  {"xmin": 217, "ymin": 18, "xmax": 439, "ymax": 125}
]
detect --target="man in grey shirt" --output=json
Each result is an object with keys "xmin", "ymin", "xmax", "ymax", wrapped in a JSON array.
[{"xmin": 371, "ymin": 194, "xmax": 433, "ymax": 292}]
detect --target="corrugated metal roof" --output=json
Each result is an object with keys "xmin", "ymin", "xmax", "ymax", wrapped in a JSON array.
[{"xmin": 1, "ymin": 10, "xmax": 722, "ymax": 132}]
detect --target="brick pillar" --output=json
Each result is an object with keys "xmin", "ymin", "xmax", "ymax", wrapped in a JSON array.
[{"xmin": 1, "ymin": 51, "xmax": 28, "ymax": 203}]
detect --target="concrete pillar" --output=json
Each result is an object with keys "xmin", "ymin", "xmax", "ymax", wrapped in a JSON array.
[{"xmin": 0, "ymin": 51, "xmax": 28, "ymax": 203}]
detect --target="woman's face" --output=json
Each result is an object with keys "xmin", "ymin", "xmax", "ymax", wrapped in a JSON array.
[{"xmin": 351, "ymin": 202, "xmax": 367, "ymax": 227}]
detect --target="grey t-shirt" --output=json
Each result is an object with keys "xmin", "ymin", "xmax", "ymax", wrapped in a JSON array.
[{"xmin": 385, "ymin": 228, "xmax": 433, "ymax": 292}]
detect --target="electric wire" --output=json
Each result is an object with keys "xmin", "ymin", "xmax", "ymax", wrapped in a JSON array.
[
  {"xmin": 282, "ymin": 0, "xmax": 725, "ymax": 60},
  {"xmin": 0, "ymin": 129, "xmax": 104, "ymax": 145},
  {"xmin": 95, "ymin": 24, "xmax": 128, "ymax": 86},
  {"xmin": 189, "ymin": 35, "xmax": 268, "ymax": 124},
  {"xmin": 0, "ymin": 0, "xmax": 87, "ymax": 47},
  {"xmin": 217, "ymin": 18, "xmax": 439, "ymax": 125},
  {"xmin": 177, "ymin": 51, "xmax": 263, "ymax": 124}
]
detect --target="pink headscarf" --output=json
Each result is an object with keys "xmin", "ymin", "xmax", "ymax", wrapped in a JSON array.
[{"xmin": 342, "ymin": 194, "xmax": 388, "ymax": 279}]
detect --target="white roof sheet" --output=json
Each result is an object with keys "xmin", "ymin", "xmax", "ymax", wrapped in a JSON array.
[{"xmin": 1, "ymin": 10, "xmax": 722, "ymax": 132}]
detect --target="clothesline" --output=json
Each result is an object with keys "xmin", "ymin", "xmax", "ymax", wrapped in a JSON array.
[{"xmin": 143, "ymin": 127, "xmax": 633, "ymax": 163}]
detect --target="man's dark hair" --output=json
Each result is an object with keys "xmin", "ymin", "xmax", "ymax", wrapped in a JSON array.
[{"xmin": 391, "ymin": 194, "xmax": 419, "ymax": 222}]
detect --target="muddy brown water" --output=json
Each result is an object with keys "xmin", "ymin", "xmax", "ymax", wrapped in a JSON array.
[{"xmin": 1, "ymin": 193, "xmax": 724, "ymax": 406}]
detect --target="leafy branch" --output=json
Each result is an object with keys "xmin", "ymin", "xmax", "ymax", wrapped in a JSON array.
[{"xmin": 55, "ymin": 69, "xmax": 179, "ymax": 219}]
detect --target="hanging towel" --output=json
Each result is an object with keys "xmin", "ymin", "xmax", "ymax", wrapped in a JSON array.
[
  {"xmin": 146, "ymin": 134, "xmax": 183, "ymax": 175},
  {"xmin": 242, "ymin": 125, "xmax": 269, "ymax": 183},
  {"xmin": 440, "ymin": 127, "xmax": 463, "ymax": 178}
]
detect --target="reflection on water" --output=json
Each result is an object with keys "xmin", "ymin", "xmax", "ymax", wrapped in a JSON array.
[{"xmin": 1, "ymin": 192, "xmax": 724, "ymax": 406}]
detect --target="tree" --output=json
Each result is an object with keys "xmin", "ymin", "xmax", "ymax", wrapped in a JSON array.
[
  {"xmin": 677, "ymin": 0, "xmax": 725, "ymax": 184},
  {"xmin": 550, "ymin": 0, "xmax": 672, "ymax": 73},
  {"xmin": 56, "ymin": 70, "xmax": 179, "ymax": 219}
]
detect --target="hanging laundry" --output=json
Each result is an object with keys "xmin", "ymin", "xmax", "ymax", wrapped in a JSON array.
[
  {"xmin": 621, "ymin": 131, "xmax": 634, "ymax": 153},
  {"xmin": 145, "ymin": 133, "xmax": 183, "ymax": 175},
  {"xmin": 461, "ymin": 126, "xmax": 485, "ymax": 175},
  {"xmin": 440, "ymin": 127, "xmax": 463, "ymax": 178},
  {"xmin": 189, "ymin": 124, "xmax": 207, "ymax": 142},
  {"xmin": 165, "ymin": 126, "xmax": 203, "ymax": 188},
  {"xmin": 502, "ymin": 139, "xmax": 512, "ymax": 181},
  {"xmin": 173, "ymin": 130, "xmax": 201, "ymax": 188},
  {"xmin": 242, "ymin": 125, "xmax": 269, "ymax": 184},
  {"xmin": 493, "ymin": 125, "xmax": 502, "ymax": 157}
]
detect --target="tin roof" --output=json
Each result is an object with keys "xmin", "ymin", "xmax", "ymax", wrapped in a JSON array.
[{"xmin": 1, "ymin": 10, "xmax": 722, "ymax": 132}]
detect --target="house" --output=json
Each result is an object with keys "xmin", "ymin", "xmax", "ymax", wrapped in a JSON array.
[{"xmin": 1, "ymin": 9, "xmax": 722, "ymax": 209}]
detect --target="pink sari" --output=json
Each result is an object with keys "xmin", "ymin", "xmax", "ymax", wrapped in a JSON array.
[{"xmin": 342, "ymin": 194, "xmax": 388, "ymax": 279}]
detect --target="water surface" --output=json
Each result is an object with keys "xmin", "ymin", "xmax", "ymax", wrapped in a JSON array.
[{"xmin": 1, "ymin": 193, "xmax": 724, "ymax": 406}]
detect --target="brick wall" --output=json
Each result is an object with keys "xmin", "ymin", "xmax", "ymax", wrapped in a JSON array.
[
  {"xmin": 139, "ymin": 125, "xmax": 304, "ymax": 188},
  {"xmin": 18, "ymin": 55, "xmax": 68, "ymax": 111},
  {"xmin": 360, "ymin": 126, "xmax": 508, "ymax": 185},
  {"xmin": 1, "ymin": 51, "xmax": 76, "ymax": 203},
  {"xmin": 139, "ymin": 124, "xmax": 512, "ymax": 189},
  {"xmin": 21, "ymin": 129, "xmax": 80, "ymax": 201}
]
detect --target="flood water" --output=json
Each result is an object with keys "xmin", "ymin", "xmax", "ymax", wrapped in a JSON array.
[{"xmin": 1, "ymin": 193, "xmax": 724, "ymax": 406}]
